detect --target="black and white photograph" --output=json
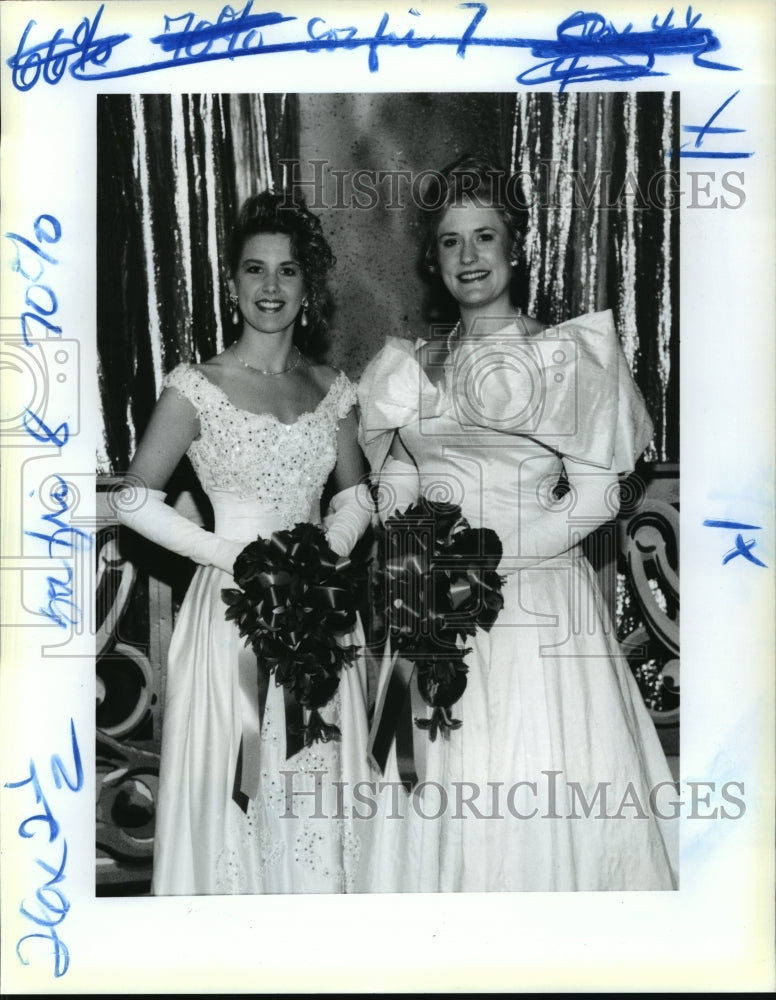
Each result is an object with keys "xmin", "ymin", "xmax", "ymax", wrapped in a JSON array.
[
  {"xmin": 1, "ymin": 1, "xmax": 773, "ymax": 993},
  {"xmin": 95, "ymin": 91, "xmax": 681, "ymax": 897}
]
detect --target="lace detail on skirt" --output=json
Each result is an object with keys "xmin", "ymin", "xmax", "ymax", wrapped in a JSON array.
[
  {"xmin": 214, "ymin": 799, "xmax": 286, "ymax": 894},
  {"xmin": 209, "ymin": 686, "xmax": 360, "ymax": 893}
]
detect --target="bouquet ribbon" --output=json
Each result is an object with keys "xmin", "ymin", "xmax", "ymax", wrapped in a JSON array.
[
  {"xmin": 223, "ymin": 522, "xmax": 366, "ymax": 812},
  {"xmin": 367, "ymin": 651, "xmax": 430, "ymax": 791},
  {"xmin": 233, "ymin": 644, "xmax": 305, "ymax": 811},
  {"xmin": 368, "ymin": 499, "xmax": 505, "ymax": 788}
]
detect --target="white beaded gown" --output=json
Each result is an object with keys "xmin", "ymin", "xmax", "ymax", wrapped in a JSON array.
[
  {"xmin": 152, "ymin": 364, "xmax": 370, "ymax": 895},
  {"xmin": 356, "ymin": 310, "xmax": 679, "ymax": 892}
]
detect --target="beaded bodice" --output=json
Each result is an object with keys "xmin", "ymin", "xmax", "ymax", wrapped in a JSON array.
[{"xmin": 164, "ymin": 364, "xmax": 357, "ymax": 524}]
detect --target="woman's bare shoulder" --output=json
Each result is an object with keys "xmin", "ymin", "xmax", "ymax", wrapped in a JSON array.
[
  {"xmin": 521, "ymin": 314, "xmax": 546, "ymax": 335},
  {"xmin": 306, "ymin": 361, "xmax": 342, "ymax": 391},
  {"xmin": 188, "ymin": 350, "xmax": 233, "ymax": 386}
]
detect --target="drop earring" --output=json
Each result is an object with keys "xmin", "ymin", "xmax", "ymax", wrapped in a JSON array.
[
  {"xmin": 300, "ymin": 298, "xmax": 309, "ymax": 327},
  {"xmin": 229, "ymin": 294, "xmax": 240, "ymax": 326}
]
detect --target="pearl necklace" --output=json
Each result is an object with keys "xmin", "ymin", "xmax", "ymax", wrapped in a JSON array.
[{"xmin": 231, "ymin": 343, "xmax": 302, "ymax": 376}]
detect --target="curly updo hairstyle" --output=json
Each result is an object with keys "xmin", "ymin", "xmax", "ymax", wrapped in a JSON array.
[{"xmin": 228, "ymin": 190, "xmax": 336, "ymax": 361}]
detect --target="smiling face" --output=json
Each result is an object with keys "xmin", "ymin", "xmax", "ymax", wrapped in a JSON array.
[
  {"xmin": 435, "ymin": 199, "xmax": 515, "ymax": 323},
  {"xmin": 229, "ymin": 232, "xmax": 306, "ymax": 338}
]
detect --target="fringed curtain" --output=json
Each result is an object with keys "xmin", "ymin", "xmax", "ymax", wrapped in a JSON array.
[
  {"xmin": 96, "ymin": 93, "xmax": 299, "ymax": 475},
  {"xmin": 503, "ymin": 92, "xmax": 679, "ymax": 463},
  {"xmin": 501, "ymin": 92, "xmax": 679, "ymax": 731}
]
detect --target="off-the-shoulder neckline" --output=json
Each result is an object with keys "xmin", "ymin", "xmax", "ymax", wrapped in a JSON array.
[
  {"xmin": 390, "ymin": 309, "xmax": 614, "ymax": 386},
  {"xmin": 172, "ymin": 364, "xmax": 349, "ymax": 428},
  {"xmin": 402, "ymin": 308, "xmax": 612, "ymax": 349}
]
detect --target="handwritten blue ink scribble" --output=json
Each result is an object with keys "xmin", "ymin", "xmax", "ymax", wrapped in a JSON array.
[
  {"xmin": 5, "ymin": 217, "xmax": 61, "ymax": 281},
  {"xmin": 154, "ymin": 5, "xmax": 296, "ymax": 61},
  {"xmin": 8, "ymin": 3, "xmax": 130, "ymax": 92},
  {"xmin": 22, "ymin": 469, "xmax": 89, "ymax": 627},
  {"xmin": 5, "ymin": 720, "xmax": 82, "ymax": 978},
  {"xmin": 515, "ymin": 7, "xmax": 738, "ymax": 91},
  {"xmin": 23, "ymin": 408, "xmax": 69, "ymax": 448},
  {"xmin": 6, "ymin": 1, "xmax": 738, "ymax": 91},
  {"xmin": 8, "ymin": 217, "xmax": 87, "ymax": 627},
  {"xmin": 39, "ymin": 563, "xmax": 80, "ymax": 629},
  {"xmin": 25, "ymin": 473, "xmax": 92, "ymax": 564},
  {"xmin": 306, "ymin": 16, "xmax": 359, "ymax": 53},
  {"xmin": 703, "ymin": 519, "xmax": 767, "ymax": 568},
  {"xmin": 678, "ymin": 91, "xmax": 753, "ymax": 159},
  {"xmin": 5, "ymin": 216, "xmax": 63, "ymax": 346}
]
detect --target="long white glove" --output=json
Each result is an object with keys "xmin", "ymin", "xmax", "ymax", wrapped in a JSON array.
[
  {"xmin": 501, "ymin": 458, "xmax": 621, "ymax": 569},
  {"xmin": 324, "ymin": 483, "xmax": 375, "ymax": 557},
  {"xmin": 115, "ymin": 485, "xmax": 244, "ymax": 575},
  {"xmin": 374, "ymin": 456, "xmax": 420, "ymax": 525}
]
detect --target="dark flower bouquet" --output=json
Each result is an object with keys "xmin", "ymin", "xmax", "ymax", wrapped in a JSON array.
[
  {"xmin": 384, "ymin": 498, "xmax": 505, "ymax": 740},
  {"xmin": 222, "ymin": 522, "xmax": 367, "ymax": 749}
]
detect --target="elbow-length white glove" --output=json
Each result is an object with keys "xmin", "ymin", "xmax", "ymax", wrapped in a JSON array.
[
  {"xmin": 115, "ymin": 484, "xmax": 244, "ymax": 576},
  {"xmin": 324, "ymin": 483, "xmax": 375, "ymax": 557}
]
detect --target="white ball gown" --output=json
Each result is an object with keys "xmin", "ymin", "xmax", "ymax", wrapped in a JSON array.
[
  {"xmin": 151, "ymin": 364, "xmax": 370, "ymax": 895},
  {"xmin": 356, "ymin": 310, "xmax": 679, "ymax": 892}
]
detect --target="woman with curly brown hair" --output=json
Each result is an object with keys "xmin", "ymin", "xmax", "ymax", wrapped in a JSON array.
[{"xmin": 117, "ymin": 191, "xmax": 373, "ymax": 894}]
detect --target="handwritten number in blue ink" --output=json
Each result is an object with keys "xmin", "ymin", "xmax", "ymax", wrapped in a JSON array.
[
  {"xmin": 5, "ymin": 218, "xmax": 61, "ymax": 282},
  {"xmin": 16, "ymin": 929, "xmax": 70, "ymax": 979},
  {"xmin": 5, "ymin": 762, "xmax": 59, "ymax": 842},
  {"xmin": 51, "ymin": 720, "xmax": 83, "ymax": 793},
  {"xmin": 6, "ymin": 216, "xmax": 63, "ymax": 344},
  {"xmin": 152, "ymin": 3, "xmax": 296, "ymax": 61},
  {"xmin": 21, "ymin": 311, "xmax": 63, "ymax": 349},
  {"xmin": 8, "ymin": 4, "xmax": 130, "ymax": 92},
  {"xmin": 457, "ymin": 3, "xmax": 488, "ymax": 57},
  {"xmin": 5, "ymin": 727, "xmax": 80, "ymax": 978},
  {"xmin": 20, "ymin": 855, "xmax": 71, "ymax": 927},
  {"xmin": 19, "ymin": 893, "xmax": 70, "ymax": 935}
]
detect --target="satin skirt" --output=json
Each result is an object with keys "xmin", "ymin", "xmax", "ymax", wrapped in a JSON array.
[
  {"xmin": 356, "ymin": 546, "xmax": 679, "ymax": 893},
  {"xmin": 152, "ymin": 495, "xmax": 371, "ymax": 894}
]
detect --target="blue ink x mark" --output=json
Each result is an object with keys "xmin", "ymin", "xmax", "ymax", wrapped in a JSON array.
[
  {"xmin": 722, "ymin": 534, "xmax": 767, "ymax": 567},
  {"xmin": 703, "ymin": 518, "xmax": 767, "ymax": 567}
]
